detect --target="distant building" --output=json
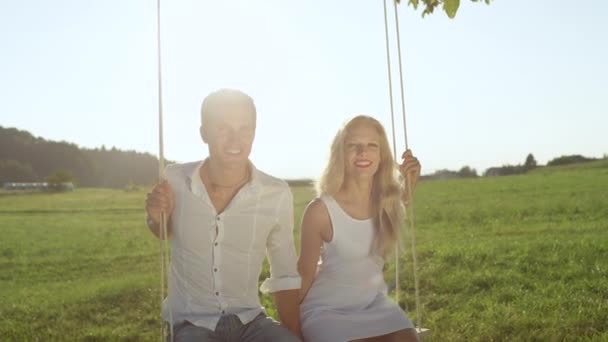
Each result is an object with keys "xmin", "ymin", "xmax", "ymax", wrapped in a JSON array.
[{"xmin": 2, "ymin": 182, "xmax": 75, "ymax": 192}]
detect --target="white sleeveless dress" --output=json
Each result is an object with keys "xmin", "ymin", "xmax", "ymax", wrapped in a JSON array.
[{"xmin": 300, "ymin": 195, "xmax": 414, "ymax": 342}]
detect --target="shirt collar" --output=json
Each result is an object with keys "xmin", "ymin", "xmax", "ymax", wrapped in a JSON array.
[{"xmin": 188, "ymin": 159, "xmax": 262, "ymax": 197}]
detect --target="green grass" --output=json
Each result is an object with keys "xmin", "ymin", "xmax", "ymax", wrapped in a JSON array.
[
  {"xmin": 1, "ymin": 161, "xmax": 607, "ymax": 341},
  {"xmin": 0, "ymin": 189, "xmax": 160, "ymax": 341}
]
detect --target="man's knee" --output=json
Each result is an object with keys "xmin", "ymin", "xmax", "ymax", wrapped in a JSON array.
[
  {"xmin": 168, "ymin": 321, "xmax": 217, "ymax": 342},
  {"xmin": 243, "ymin": 315, "xmax": 302, "ymax": 342},
  {"xmin": 260, "ymin": 323, "xmax": 301, "ymax": 342}
]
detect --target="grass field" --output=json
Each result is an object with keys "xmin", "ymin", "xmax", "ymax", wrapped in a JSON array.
[{"xmin": 1, "ymin": 161, "xmax": 607, "ymax": 341}]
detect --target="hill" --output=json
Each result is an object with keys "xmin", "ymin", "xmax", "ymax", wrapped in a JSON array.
[
  {"xmin": 0, "ymin": 126, "xmax": 161, "ymax": 188},
  {"xmin": 0, "ymin": 160, "xmax": 606, "ymax": 340}
]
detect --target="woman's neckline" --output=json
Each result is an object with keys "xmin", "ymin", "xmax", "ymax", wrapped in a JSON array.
[{"xmin": 328, "ymin": 195, "xmax": 373, "ymax": 222}]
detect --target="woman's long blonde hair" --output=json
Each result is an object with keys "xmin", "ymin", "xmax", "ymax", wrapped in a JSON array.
[{"xmin": 316, "ymin": 115, "xmax": 403, "ymax": 259}]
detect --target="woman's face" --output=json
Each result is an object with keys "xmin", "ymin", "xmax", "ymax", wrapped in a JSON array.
[{"xmin": 343, "ymin": 121, "xmax": 381, "ymax": 180}]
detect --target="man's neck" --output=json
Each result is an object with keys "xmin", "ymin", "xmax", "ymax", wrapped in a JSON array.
[
  {"xmin": 200, "ymin": 158, "xmax": 251, "ymax": 214},
  {"xmin": 203, "ymin": 158, "xmax": 250, "ymax": 188}
]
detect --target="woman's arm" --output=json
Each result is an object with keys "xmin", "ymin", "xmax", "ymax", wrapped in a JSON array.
[
  {"xmin": 297, "ymin": 198, "xmax": 331, "ymax": 303},
  {"xmin": 399, "ymin": 149, "xmax": 421, "ymax": 206}
]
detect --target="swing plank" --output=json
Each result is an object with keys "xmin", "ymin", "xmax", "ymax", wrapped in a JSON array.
[{"xmin": 416, "ymin": 327, "xmax": 431, "ymax": 337}]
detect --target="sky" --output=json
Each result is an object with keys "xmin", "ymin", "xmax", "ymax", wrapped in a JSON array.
[{"xmin": 1, "ymin": 0, "xmax": 607, "ymax": 179}]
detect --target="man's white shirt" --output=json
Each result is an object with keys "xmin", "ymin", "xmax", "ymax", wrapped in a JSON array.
[{"xmin": 161, "ymin": 160, "xmax": 301, "ymax": 330}]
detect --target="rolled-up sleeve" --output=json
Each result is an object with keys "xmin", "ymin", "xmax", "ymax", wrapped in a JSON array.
[{"xmin": 260, "ymin": 186, "xmax": 302, "ymax": 293}]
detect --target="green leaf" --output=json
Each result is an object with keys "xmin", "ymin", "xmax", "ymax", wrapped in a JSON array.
[{"xmin": 443, "ymin": 0, "xmax": 460, "ymax": 18}]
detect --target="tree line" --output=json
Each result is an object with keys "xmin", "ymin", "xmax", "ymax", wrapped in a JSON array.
[
  {"xmin": 0, "ymin": 126, "xmax": 163, "ymax": 188},
  {"xmin": 422, "ymin": 153, "xmax": 605, "ymax": 181},
  {"xmin": 1, "ymin": 126, "xmax": 604, "ymax": 187}
]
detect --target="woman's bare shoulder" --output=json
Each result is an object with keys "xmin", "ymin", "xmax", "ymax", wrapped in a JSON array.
[{"xmin": 302, "ymin": 197, "xmax": 332, "ymax": 241}]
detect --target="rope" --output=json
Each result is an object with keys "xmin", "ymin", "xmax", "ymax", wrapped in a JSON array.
[
  {"xmin": 392, "ymin": 0, "xmax": 409, "ymax": 148},
  {"xmin": 391, "ymin": 1, "xmax": 422, "ymax": 331},
  {"xmin": 382, "ymin": 0, "xmax": 423, "ymax": 333},
  {"xmin": 156, "ymin": 0, "xmax": 173, "ymax": 340},
  {"xmin": 382, "ymin": 0, "xmax": 400, "ymax": 308}
]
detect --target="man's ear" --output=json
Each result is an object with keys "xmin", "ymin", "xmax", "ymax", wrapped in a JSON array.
[{"xmin": 200, "ymin": 125, "xmax": 208, "ymax": 144}]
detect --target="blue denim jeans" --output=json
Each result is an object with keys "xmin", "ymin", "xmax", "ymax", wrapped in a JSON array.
[{"xmin": 168, "ymin": 313, "xmax": 301, "ymax": 342}]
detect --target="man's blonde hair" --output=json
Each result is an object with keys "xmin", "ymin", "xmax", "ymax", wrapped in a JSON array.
[{"xmin": 200, "ymin": 89, "xmax": 257, "ymax": 127}]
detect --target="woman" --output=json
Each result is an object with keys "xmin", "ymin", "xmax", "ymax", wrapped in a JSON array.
[{"xmin": 298, "ymin": 115, "xmax": 421, "ymax": 342}]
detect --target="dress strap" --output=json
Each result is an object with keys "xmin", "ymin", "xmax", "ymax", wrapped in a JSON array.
[{"xmin": 319, "ymin": 195, "xmax": 342, "ymax": 244}]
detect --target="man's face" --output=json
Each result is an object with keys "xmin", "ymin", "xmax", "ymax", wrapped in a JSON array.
[{"xmin": 201, "ymin": 104, "xmax": 255, "ymax": 167}]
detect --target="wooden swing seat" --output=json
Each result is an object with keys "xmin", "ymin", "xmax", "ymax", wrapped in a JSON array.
[{"xmin": 416, "ymin": 327, "xmax": 431, "ymax": 337}]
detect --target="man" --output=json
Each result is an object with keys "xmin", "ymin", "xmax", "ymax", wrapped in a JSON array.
[{"xmin": 145, "ymin": 89, "xmax": 302, "ymax": 341}]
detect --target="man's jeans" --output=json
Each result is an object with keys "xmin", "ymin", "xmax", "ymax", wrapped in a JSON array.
[{"xmin": 167, "ymin": 313, "xmax": 301, "ymax": 342}]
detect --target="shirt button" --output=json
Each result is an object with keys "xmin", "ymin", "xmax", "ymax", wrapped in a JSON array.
[
  {"xmin": 214, "ymin": 268, "xmax": 218, "ymax": 272},
  {"xmin": 215, "ymin": 291, "xmax": 219, "ymax": 296},
  {"xmin": 221, "ymin": 310, "xmax": 225, "ymax": 314},
  {"xmin": 214, "ymin": 242, "xmax": 218, "ymax": 246},
  {"xmin": 216, "ymin": 216, "xmax": 221, "ymax": 221}
]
